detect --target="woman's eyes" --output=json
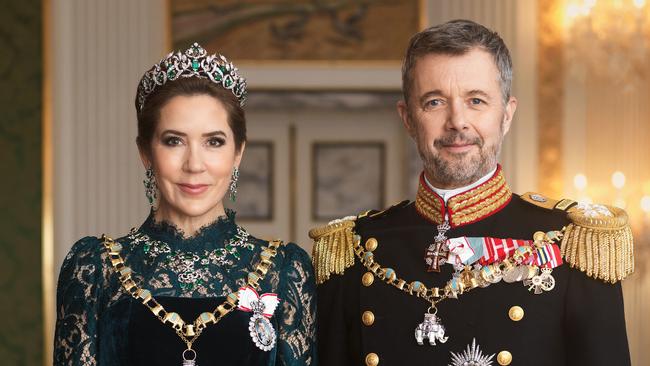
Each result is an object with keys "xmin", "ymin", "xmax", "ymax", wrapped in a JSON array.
[
  {"xmin": 163, "ymin": 136, "xmax": 183, "ymax": 146},
  {"xmin": 207, "ymin": 137, "xmax": 225, "ymax": 147},
  {"xmin": 162, "ymin": 136, "xmax": 225, "ymax": 147}
]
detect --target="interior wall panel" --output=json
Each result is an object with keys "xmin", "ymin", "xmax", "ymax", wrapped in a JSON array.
[{"xmin": 48, "ymin": 1, "xmax": 167, "ymax": 363}]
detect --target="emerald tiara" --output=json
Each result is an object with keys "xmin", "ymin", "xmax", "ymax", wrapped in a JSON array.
[{"xmin": 136, "ymin": 43, "xmax": 247, "ymax": 112}]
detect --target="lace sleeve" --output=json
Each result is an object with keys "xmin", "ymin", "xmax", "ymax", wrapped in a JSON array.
[
  {"xmin": 53, "ymin": 237, "xmax": 104, "ymax": 366},
  {"xmin": 275, "ymin": 243, "xmax": 318, "ymax": 366}
]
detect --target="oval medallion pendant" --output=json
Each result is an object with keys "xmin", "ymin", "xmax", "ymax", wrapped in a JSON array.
[{"xmin": 249, "ymin": 313, "xmax": 276, "ymax": 351}]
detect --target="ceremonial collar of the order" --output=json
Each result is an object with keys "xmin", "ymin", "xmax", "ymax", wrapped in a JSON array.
[{"xmin": 415, "ymin": 165, "xmax": 512, "ymax": 227}]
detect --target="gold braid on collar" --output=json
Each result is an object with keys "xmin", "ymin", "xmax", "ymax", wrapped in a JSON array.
[
  {"xmin": 415, "ymin": 166, "xmax": 512, "ymax": 227},
  {"xmin": 521, "ymin": 192, "xmax": 634, "ymax": 283}
]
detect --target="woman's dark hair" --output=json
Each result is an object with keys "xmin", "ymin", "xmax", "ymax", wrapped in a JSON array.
[{"xmin": 135, "ymin": 77, "xmax": 246, "ymax": 155}]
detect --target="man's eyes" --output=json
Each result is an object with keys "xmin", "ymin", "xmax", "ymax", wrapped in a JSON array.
[{"xmin": 426, "ymin": 99, "xmax": 443, "ymax": 107}]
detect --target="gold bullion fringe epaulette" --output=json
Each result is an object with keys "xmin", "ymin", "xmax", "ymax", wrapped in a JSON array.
[
  {"xmin": 562, "ymin": 204, "xmax": 634, "ymax": 283},
  {"xmin": 521, "ymin": 192, "xmax": 634, "ymax": 283},
  {"xmin": 309, "ymin": 216, "xmax": 358, "ymax": 284}
]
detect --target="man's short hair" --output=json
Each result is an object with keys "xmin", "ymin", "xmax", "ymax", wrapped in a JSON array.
[{"xmin": 402, "ymin": 19, "xmax": 513, "ymax": 105}]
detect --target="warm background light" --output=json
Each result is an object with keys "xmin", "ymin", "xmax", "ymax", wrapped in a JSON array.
[
  {"xmin": 579, "ymin": 196, "xmax": 593, "ymax": 204},
  {"xmin": 641, "ymin": 196, "xmax": 650, "ymax": 212},
  {"xmin": 564, "ymin": 0, "xmax": 649, "ymax": 89},
  {"xmin": 612, "ymin": 171, "xmax": 627, "ymax": 189},
  {"xmin": 573, "ymin": 173, "xmax": 588, "ymax": 190}
]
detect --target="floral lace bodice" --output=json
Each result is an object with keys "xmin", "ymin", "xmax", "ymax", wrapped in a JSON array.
[{"xmin": 54, "ymin": 210, "xmax": 317, "ymax": 365}]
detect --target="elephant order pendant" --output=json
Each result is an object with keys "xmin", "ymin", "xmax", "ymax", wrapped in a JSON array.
[{"xmin": 415, "ymin": 313, "xmax": 449, "ymax": 346}]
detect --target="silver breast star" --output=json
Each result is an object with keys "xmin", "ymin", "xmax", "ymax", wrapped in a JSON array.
[{"xmin": 449, "ymin": 338, "xmax": 495, "ymax": 366}]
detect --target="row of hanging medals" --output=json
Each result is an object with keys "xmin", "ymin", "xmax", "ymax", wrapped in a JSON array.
[{"xmin": 417, "ymin": 218, "xmax": 558, "ymax": 347}]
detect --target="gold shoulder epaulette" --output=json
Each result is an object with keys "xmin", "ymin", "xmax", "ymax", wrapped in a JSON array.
[
  {"xmin": 522, "ymin": 192, "xmax": 634, "ymax": 282},
  {"xmin": 309, "ymin": 216, "xmax": 359, "ymax": 284},
  {"xmin": 561, "ymin": 202, "xmax": 634, "ymax": 283}
]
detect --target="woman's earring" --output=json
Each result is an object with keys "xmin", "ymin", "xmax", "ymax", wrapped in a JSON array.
[
  {"xmin": 144, "ymin": 167, "xmax": 158, "ymax": 209},
  {"xmin": 229, "ymin": 167, "xmax": 240, "ymax": 202}
]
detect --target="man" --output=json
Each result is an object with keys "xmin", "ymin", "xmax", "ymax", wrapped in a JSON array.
[{"xmin": 311, "ymin": 20, "xmax": 632, "ymax": 366}]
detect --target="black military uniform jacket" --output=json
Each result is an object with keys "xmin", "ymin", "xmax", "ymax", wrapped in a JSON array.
[{"xmin": 311, "ymin": 167, "xmax": 632, "ymax": 366}]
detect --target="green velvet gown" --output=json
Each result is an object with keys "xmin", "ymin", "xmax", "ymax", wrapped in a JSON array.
[{"xmin": 54, "ymin": 210, "xmax": 317, "ymax": 365}]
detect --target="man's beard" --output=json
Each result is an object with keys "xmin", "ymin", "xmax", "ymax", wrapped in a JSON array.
[{"xmin": 419, "ymin": 127, "xmax": 503, "ymax": 189}]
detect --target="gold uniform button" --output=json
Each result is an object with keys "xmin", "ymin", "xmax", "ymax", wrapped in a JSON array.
[
  {"xmin": 497, "ymin": 350, "xmax": 512, "ymax": 365},
  {"xmin": 508, "ymin": 306, "xmax": 524, "ymax": 321},
  {"xmin": 365, "ymin": 352, "xmax": 379, "ymax": 366},
  {"xmin": 362, "ymin": 311, "xmax": 375, "ymax": 326},
  {"xmin": 362, "ymin": 272, "xmax": 374, "ymax": 286},
  {"xmin": 365, "ymin": 238, "xmax": 378, "ymax": 252}
]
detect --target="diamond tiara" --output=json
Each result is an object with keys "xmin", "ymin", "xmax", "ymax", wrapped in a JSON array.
[{"xmin": 136, "ymin": 43, "xmax": 247, "ymax": 113}]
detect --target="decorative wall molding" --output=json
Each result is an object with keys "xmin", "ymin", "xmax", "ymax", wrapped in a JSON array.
[
  {"xmin": 46, "ymin": 1, "xmax": 167, "ymax": 364},
  {"xmin": 537, "ymin": 0, "xmax": 565, "ymax": 198},
  {"xmin": 562, "ymin": 53, "xmax": 650, "ymax": 366},
  {"xmin": 247, "ymin": 91, "xmax": 403, "ymax": 110}
]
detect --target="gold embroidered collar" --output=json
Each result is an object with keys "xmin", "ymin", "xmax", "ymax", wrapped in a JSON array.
[{"xmin": 415, "ymin": 165, "xmax": 512, "ymax": 227}]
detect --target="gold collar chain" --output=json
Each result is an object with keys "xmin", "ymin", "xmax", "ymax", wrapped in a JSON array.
[
  {"xmin": 354, "ymin": 234, "xmax": 549, "ymax": 307},
  {"xmin": 101, "ymin": 235, "xmax": 281, "ymax": 359},
  {"xmin": 354, "ymin": 232, "xmax": 560, "ymax": 347}
]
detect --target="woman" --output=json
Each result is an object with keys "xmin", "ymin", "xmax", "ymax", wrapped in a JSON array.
[{"xmin": 54, "ymin": 43, "xmax": 316, "ymax": 365}]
